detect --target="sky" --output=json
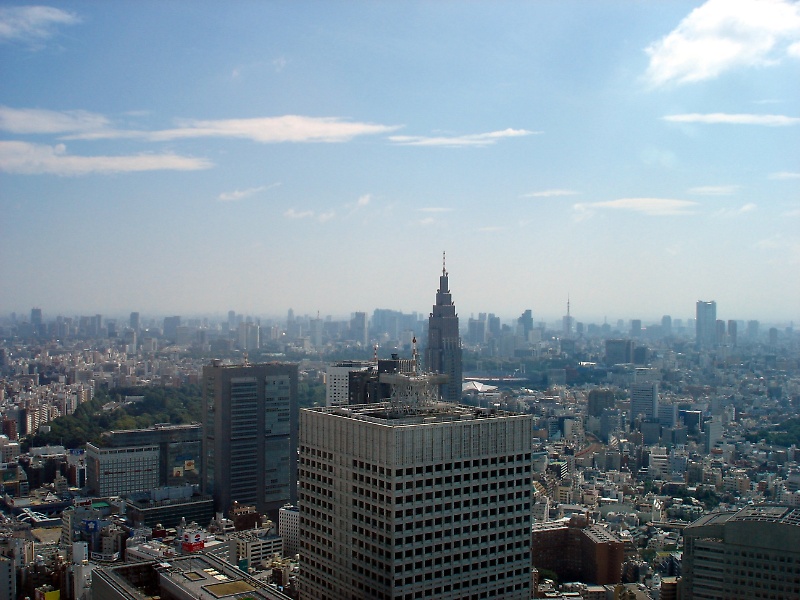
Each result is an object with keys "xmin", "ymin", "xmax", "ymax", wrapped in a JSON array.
[{"xmin": 1, "ymin": 0, "xmax": 798, "ymax": 326}]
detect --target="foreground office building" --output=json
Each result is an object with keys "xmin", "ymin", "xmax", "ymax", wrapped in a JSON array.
[
  {"xmin": 299, "ymin": 370, "xmax": 533, "ymax": 599},
  {"xmin": 682, "ymin": 505, "xmax": 800, "ymax": 600},
  {"xmin": 202, "ymin": 360, "xmax": 298, "ymax": 518}
]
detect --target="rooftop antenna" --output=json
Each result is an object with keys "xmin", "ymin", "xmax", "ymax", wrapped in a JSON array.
[
  {"xmin": 412, "ymin": 336, "xmax": 419, "ymax": 375},
  {"xmin": 373, "ymin": 344, "xmax": 378, "ymax": 363},
  {"xmin": 243, "ymin": 351, "xmax": 249, "ymax": 366},
  {"xmin": 442, "ymin": 250, "xmax": 447, "ymax": 276}
]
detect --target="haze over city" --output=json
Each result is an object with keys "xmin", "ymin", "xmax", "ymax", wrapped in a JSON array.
[{"xmin": 1, "ymin": 1, "xmax": 798, "ymax": 322}]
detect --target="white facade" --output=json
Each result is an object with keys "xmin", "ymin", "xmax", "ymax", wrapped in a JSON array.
[
  {"xmin": 324, "ymin": 361, "xmax": 372, "ymax": 407},
  {"xmin": 278, "ymin": 504, "xmax": 299, "ymax": 558},
  {"xmin": 630, "ymin": 382, "xmax": 659, "ymax": 424},
  {"xmin": 299, "ymin": 399, "xmax": 534, "ymax": 600},
  {"xmin": 85, "ymin": 443, "xmax": 159, "ymax": 496}
]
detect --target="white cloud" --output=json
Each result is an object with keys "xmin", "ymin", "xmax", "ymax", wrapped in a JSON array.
[
  {"xmin": 644, "ymin": 0, "xmax": 800, "ymax": 87},
  {"xmin": 282, "ymin": 208, "xmax": 335, "ymax": 222},
  {"xmin": 0, "ymin": 6, "xmax": 80, "ymax": 44},
  {"xmin": 70, "ymin": 115, "xmax": 401, "ymax": 143},
  {"xmin": 0, "ymin": 141, "xmax": 212, "ymax": 175},
  {"xmin": 769, "ymin": 171, "xmax": 800, "ymax": 179},
  {"xmin": 0, "ymin": 106, "xmax": 110, "ymax": 134},
  {"xmin": 419, "ymin": 217, "xmax": 436, "ymax": 226},
  {"xmin": 418, "ymin": 207, "xmax": 453, "ymax": 213},
  {"xmin": 714, "ymin": 203, "xmax": 757, "ymax": 217},
  {"xmin": 389, "ymin": 128, "xmax": 537, "ymax": 147},
  {"xmin": 663, "ymin": 113, "xmax": 800, "ymax": 126},
  {"xmin": 357, "ymin": 194, "xmax": 371, "ymax": 207},
  {"xmin": 218, "ymin": 184, "xmax": 279, "ymax": 202},
  {"xmin": 272, "ymin": 56, "xmax": 287, "ymax": 72},
  {"xmin": 521, "ymin": 189, "xmax": 579, "ymax": 198},
  {"xmin": 688, "ymin": 185, "xmax": 740, "ymax": 195},
  {"xmin": 574, "ymin": 198, "xmax": 698, "ymax": 217}
]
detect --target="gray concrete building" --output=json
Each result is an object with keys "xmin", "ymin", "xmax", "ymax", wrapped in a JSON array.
[
  {"xmin": 299, "ymin": 369, "xmax": 533, "ymax": 599},
  {"xmin": 202, "ymin": 361, "xmax": 298, "ymax": 518},
  {"xmin": 682, "ymin": 505, "xmax": 800, "ymax": 600}
]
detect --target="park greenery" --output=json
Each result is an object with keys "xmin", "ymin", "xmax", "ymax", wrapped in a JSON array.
[
  {"xmin": 744, "ymin": 416, "xmax": 800, "ymax": 447},
  {"xmin": 23, "ymin": 378, "xmax": 326, "ymax": 451}
]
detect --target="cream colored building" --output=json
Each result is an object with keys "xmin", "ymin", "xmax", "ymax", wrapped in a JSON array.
[{"xmin": 300, "ymin": 370, "xmax": 534, "ymax": 600}]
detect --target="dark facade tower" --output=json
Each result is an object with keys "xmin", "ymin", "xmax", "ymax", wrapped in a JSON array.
[
  {"xmin": 202, "ymin": 361, "xmax": 298, "ymax": 519},
  {"xmin": 426, "ymin": 253, "xmax": 462, "ymax": 403}
]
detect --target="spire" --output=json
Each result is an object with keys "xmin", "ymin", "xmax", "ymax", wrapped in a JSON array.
[{"xmin": 442, "ymin": 250, "xmax": 447, "ymax": 276}]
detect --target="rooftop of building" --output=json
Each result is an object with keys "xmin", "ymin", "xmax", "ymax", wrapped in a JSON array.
[
  {"xmin": 94, "ymin": 553, "xmax": 291, "ymax": 600},
  {"xmin": 686, "ymin": 504, "xmax": 800, "ymax": 530},
  {"xmin": 305, "ymin": 401, "xmax": 526, "ymax": 426}
]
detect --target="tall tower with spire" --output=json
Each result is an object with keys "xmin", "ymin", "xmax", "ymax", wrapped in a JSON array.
[{"xmin": 426, "ymin": 252, "xmax": 463, "ymax": 403}]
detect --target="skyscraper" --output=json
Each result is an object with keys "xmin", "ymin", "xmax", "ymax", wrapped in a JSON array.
[
  {"xmin": 682, "ymin": 505, "xmax": 800, "ymax": 599},
  {"xmin": 202, "ymin": 360, "xmax": 298, "ymax": 518},
  {"xmin": 696, "ymin": 300, "xmax": 717, "ymax": 348},
  {"xmin": 299, "ymin": 370, "xmax": 533, "ymax": 599},
  {"xmin": 630, "ymin": 382, "xmax": 659, "ymax": 425},
  {"xmin": 426, "ymin": 253, "xmax": 462, "ymax": 403}
]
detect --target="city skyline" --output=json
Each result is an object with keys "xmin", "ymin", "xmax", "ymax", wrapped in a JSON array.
[{"xmin": 1, "ymin": 1, "xmax": 798, "ymax": 321}]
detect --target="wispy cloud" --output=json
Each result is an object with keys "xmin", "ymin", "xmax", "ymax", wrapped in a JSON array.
[
  {"xmin": 644, "ymin": 0, "xmax": 800, "ymax": 87},
  {"xmin": 419, "ymin": 217, "xmax": 436, "ymax": 226},
  {"xmin": 0, "ymin": 106, "xmax": 109, "ymax": 134},
  {"xmin": 663, "ymin": 113, "xmax": 800, "ymax": 126},
  {"xmin": 574, "ymin": 198, "xmax": 698, "ymax": 217},
  {"xmin": 0, "ymin": 141, "xmax": 212, "ymax": 175},
  {"xmin": 283, "ymin": 208, "xmax": 314, "ymax": 220},
  {"xmin": 477, "ymin": 226, "xmax": 504, "ymax": 233},
  {"xmin": 283, "ymin": 208, "xmax": 335, "ymax": 223},
  {"xmin": 688, "ymin": 185, "xmax": 740, "ymax": 195},
  {"xmin": 68, "ymin": 115, "xmax": 401, "ymax": 143},
  {"xmin": 769, "ymin": 171, "xmax": 800, "ymax": 179},
  {"xmin": 755, "ymin": 233, "xmax": 800, "ymax": 264},
  {"xmin": 218, "ymin": 183, "xmax": 279, "ymax": 202},
  {"xmin": 389, "ymin": 128, "xmax": 537, "ymax": 147},
  {"xmin": 0, "ymin": 6, "xmax": 80, "ymax": 45},
  {"xmin": 714, "ymin": 203, "xmax": 757, "ymax": 218},
  {"xmin": 272, "ymin": 56, "xmax": 287, "ymax": 72},
  {"xmin": 521, "ymin": 189, "xmax": 579, "ymax": 198},
  {"xmin": 783, "ymin": 207, "xmax": 800, "ymax": 217},
  {"xmin": 357, "ymin": 194, "xmax": 371, "ymax": 207},
  {"xmin": 418, "ymin": 207, "xmax": 453, "ymax": 213},
  {"xmin": 2, "ymin": 106, "xmax": 401, "ymax": 144}
]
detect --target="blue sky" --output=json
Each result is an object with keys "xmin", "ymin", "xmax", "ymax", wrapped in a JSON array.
[{"xmin": 1, "ymin": 1, "xmax": 798, "ymax": 325}]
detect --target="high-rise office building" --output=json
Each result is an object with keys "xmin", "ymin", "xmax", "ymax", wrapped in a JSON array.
[
  {"xmin": 426, "ymin": 253, "xmax": 462, "ymax": 403},
  {"xmin": 299, "ymin": 370, "xmax": 533, "ymax": 600},
  {"xmin": 350, "ymin": 311, "xmax": 369, "ymax": 346},
  {"xmin": 682, "ymin": 505, "xmax": 800, "ymax": 599},
  {"xmin": 605, "ymin": 339, "xmax": 634, "ymax": 365},
  {"xmin": 30, "ymin": 308, "xmax": 43, "ymax": 335},
  {"xmin": 162, "ymin": 315, "xmax": 181, "ymax": 343},
  {"xmin": 630, "ymin": 382, "xmax": 659, "ymax": 425},
  {"xmin": 727, "ymin": 319, "xmax": 737, "ymax": 347},
  {"xmin": 202, "ymin": 361, "xmax": 298, "ymax": 518},
  {"xmin": 129, "ymin": 311, "xmax": 140, "ymax": 332},
  {"xmin": 661, "ymin": 315, "xmax": 672, "ymax": 337},
  {"xmin": 696, "ymin": 300, "xmax": 717, "ymax": 348}
]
